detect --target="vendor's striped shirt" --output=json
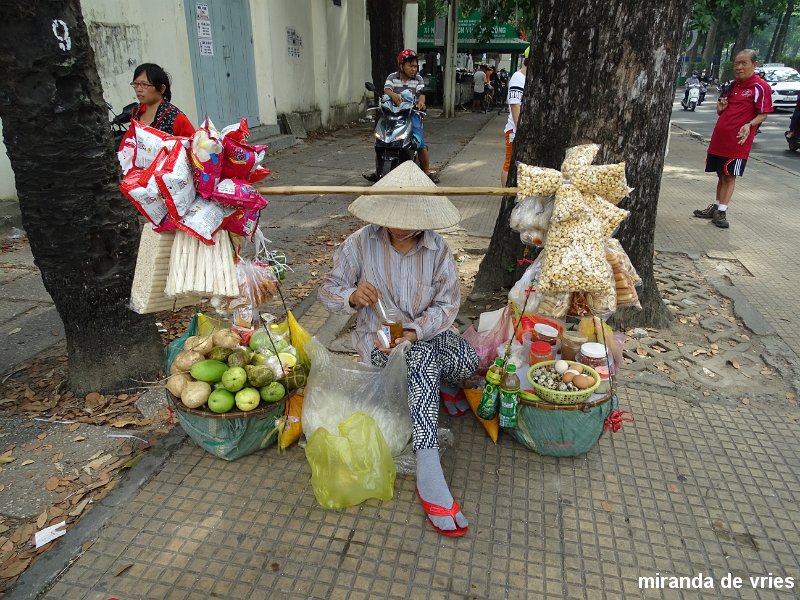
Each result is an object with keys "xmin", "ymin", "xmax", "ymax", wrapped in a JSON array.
[
  {"xmin": 384, "ymin": 72, "xmax": 425, "ymax": 97},
  {"xmin": 318, "ymin": 225, "xmax": 460, "ymax": 363}
]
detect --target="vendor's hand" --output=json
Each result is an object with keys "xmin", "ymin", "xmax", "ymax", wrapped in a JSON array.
[
  {"xmin": 717, "ymin": 97, "xmax": 728, "ymax": 110},
  {"xmin": 376, "ymin": 329, "xmax": 418, "ymax": 353},
  {"xmin": 737, "ymin": 123, "xmax": 751, "ymax": 144},
  {"xmin": 417, "ymin": 101, "xmax": 426, "ymax": 112},
  {"xmin": 389, "ymin": 91, "xmax": 402, "ymax": 106},
  {"xmin": 348, "ymin": 281, "xmax": 380, "ymax": 308}
]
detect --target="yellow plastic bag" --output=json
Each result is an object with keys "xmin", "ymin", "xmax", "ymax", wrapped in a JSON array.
[
  {"xmin": 278, "ymin": 392, "xmax": 304, "ymax": 450},
  {"xmin": 305, "ymin": 412, "xmax": 396, "ymax": 509},
  {"xmin": 287, "ymin": 310, "xmax": 312, "ymax": 368}
]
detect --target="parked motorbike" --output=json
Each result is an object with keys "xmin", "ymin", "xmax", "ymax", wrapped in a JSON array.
[
  {"xmin": 364, "ymin": 82, "xmax": 429, "ymax": 180},
  {"xmin": 681, "ymin": 83, "xmax": 701, "ymax": 111},
  {"xmin": 108, "ymin": 101, "xmax": 138, "ymax": 141}
]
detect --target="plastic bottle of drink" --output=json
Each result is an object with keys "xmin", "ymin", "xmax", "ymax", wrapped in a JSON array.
[
  {"xmin": 498, "ymin": 364, "xmax": 520, "ymax": 428},
  {"xmin": 477, "ymin": 358, "xmax": 505, "ymax": 419}
]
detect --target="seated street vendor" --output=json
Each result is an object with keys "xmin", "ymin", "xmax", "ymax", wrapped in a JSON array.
[{"xmin": 318, "ymin": 163, "xmax": 478, "ymax": 537}]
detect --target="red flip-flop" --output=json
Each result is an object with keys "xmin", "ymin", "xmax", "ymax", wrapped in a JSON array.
[
  {"xmin": 441, "ymin": 390, "xmax": 468, "ymax": 417},
  {"xmin": 415, "ymin": 487, "xmax": 469, "ymax": 537}
]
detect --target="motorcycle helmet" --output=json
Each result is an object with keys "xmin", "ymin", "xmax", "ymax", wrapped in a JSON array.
[
  {"xmin": 692, "ymin": 71, "xmax": 698, "ymax": 76},
  {"xmin": 397, "ymin": 49, "xmax": 418, "ymax": 66}
]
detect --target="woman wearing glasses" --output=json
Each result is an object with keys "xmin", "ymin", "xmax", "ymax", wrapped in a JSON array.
[{"xmin": 130, "ymin": 63, "xmax": 195, "ymax": 137}]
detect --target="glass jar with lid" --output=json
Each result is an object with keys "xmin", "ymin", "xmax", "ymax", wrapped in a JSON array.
[
  {"xmin": 576, "ymin": 342, "xmax": 608, "ymax": 369},
  {"xmin": 528, "ymin": 341, "xmax": 554, "ymax": 366},
  {"xmin": 560, "ymin": 331, "xmax": 588, "ymax": 361},
  {"xmin": 532, "ymin": 323, "xmax": 559, "ymax": 347}
]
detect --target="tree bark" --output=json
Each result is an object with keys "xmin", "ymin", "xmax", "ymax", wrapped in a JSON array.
[
  {"xmin": 473, "ymin": 0, "xmax": 691, "ymax": 329},
  {"xmin": 366, "ymin": 0, "xmax": 404, "ymax": 97},
  {"xmin": 0, "ymin": 0, "xmax": 163, "ymax": 394},
  {"xmin": 773, "ymin": 0, "xmax": 795, "ymax": 59},
  {"xmin": 732, "ymin": 1, "xmax": 755, "ymax": 59},
  {"xmin": 702, "ymin": 17, "xmax": 719, "ymax": 65}
]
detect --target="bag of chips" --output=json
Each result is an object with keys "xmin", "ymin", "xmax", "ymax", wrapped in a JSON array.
[
  {"xmin": 131, "ymin": 120, "xmax": 182, "ymax": 170},
  {"xmin": 191, "ymin": 118, "xmax": 224, "ymax": 198},
  {"xmin": 222, "ymin": 207, "xmax": 261, "ymax": 238},
  {"xmin": 118, "ymin": 151, "xmax": 168, "ymax": 225},
  {"xmin": 175, "ymin": 195, "xmax": 234, "ymax": 244},
  {"xmin": 212, "ymin": 178, "xmax": 267, "ymax": 210},
  {"xmin": 156, "ymin": 143, "xmax": 195, "ymax": 218},
  {"xmin": 221, "ymin": 137, "xmax": 268, "ymax": 180}
]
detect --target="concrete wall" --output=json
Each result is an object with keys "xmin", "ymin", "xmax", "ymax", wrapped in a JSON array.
[{"xmin": 0, "ymin": 0, "xmax": 372, "ymax": 201}]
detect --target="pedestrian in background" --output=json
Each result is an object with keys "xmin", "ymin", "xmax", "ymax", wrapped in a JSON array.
[
  {"xmin": 693, "ymin": 49, "xmax": 772, "ymax": 229},
  {"xmin": 472, "ymin": 65, "xmax": 487, "ymax": 112},
  {"xmin": 501, "ymin": 46, "xmax": 529, "ymax": 186}
]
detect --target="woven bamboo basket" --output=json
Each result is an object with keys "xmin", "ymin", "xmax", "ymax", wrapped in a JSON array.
[{"xmin": 526, "ymin": 360, "xmax": 600, "ymax": 404}]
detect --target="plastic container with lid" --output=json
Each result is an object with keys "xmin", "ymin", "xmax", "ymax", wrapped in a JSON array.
[
  {"xmin": 528, "ymin": 341, "xmax": 554, "ymax": 366},
  {"xmin": 577, "ymin": 342, "xmax": 609, "ymax": 369},
  {"xmin": 533, "ymin": 323, "xmax": 560, "ymax": 346},
  {"xmin": 560, "ymin": 331, "xmax": 588, "ymax": 361}
]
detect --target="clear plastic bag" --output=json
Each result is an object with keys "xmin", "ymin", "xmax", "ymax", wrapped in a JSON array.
[
  {"xmin": 305, "ymin": 412, "xmax": 395, "ymax": 509},
  {"xmin": 508, "ymin": 258, "xmax": 542, "ymax": 311},
  {"xmin": 236, "ymin": 259, "xmax": 278, "ymax": 308},
  {"xmin": 606, "ymin": 238, "xmax": 641, "ymax": 309},
  {"xmin": 510, "ymin": 196, "xmax": 554, "ymax": 246},
  {"xmin": 302, "ymin": 338, "xmax": 411, "ymax": 457},
  {"xmin": 516, "ymin": 164, "xmax": 562, "ymax": 199},
  {"xmin": 561, "ymin": 143, "xmax": 600, "ymax": 173}
]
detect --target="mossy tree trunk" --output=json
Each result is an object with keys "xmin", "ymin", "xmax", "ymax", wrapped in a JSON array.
[{"xmin": 0, "ymin": 0, "xmax": 163, "ymax": 394}]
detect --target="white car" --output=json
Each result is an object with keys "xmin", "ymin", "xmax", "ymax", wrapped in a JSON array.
[{"xmin": 763, "ymin": 65, "xmax": 800, "ymax": 108}]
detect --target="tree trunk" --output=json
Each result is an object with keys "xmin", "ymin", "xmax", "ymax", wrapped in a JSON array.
[
  {"xmin": 0, "ymin": 0, "xmax": 163, "ymax": 394},
  {"xmin": 473, "ymin": 0, "xmax": 691, "ymax": 329},
  {"xmin": 702, "ymin": 17, "xmax": 719, "ymax": 65},
  {"xmin": 732, "ymin": 1, "xmax": 755, "ymax": 59},
  {"xmin": 765, "ymin": 16, "xmax": 780, "ymax": 62},
  {"xmin": 366, "ymin": 0, "xmax": 404, "ymax": 97},
  {"xmin": 773, "ymin": 0, "xmax": 795, "ymax": 59}
]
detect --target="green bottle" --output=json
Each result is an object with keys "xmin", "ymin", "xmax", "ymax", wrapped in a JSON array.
[
  {"xmin": 477, "ymin": 358, "xmax": 505, "ymax": 419},
  {"xmin": 498, "ymin": 364, "xmax": 520, "ymax": 428}
]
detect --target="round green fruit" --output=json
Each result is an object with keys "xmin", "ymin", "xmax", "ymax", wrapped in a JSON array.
[
  {"xmin": 207, "ymin": 389, "xmax": 235, "ymax": 413},
  {"xmin": 235, "ymin": 387, "xmax": 261, "ymax": 411},
  {"xmin": 221, "ymin": 367, "xmax": 247, "ymax": 392},
  {"xmin": 259, "ymin": 381, "xmax": 286, "ymax": 403}
]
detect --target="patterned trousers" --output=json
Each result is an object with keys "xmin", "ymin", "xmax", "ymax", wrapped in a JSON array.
[{"xmin": 371, "ymin": 330, "xmax": 478, "ymax": 450}]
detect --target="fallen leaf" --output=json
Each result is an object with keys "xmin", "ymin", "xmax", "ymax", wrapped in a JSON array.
[
  {"xmin": 113, "ymin": 563, "xmax": 134, "ymax": 577},
  {"xmin": 65, "ymin": 423, "xmax": 80, "ymax": 432},
  {"xmin": 20, "ymin": 459, "xmax": 34, "ymax": 466},
  {"xmin": 726, "ymin": 360, "xmax": 740, "ymax": 370},
  {"xmin": 0, "ymin": 525, "xmax": 8, "ymax": 535},
  {"xmin": 36, "ymin": 511, "xmax": 47, "ymax": 529},
  {"xmin": 81, "ymin": 540, "xmax": 94, "ymax": 552},
  {"xmin": 71, "ymin": 436, "xmax": 86, "ymax": 442},
  {"xmin": 7, "ymin": 328, "xmax": 21, "ymax": 336},
  {"xmin": 36, "ymin": 433, "xmax": 46, "ymax": 441},
  {"xmin": 45, "ymin": 477, "xmax": 59, "ymax": 492},
  {"xmin": 786, "ymin": 414, "xmax": 800, "ymax": 423},
  {"xmin": 0, "ymin": 484, "xmax": 5, "ymax": 492},
  {"xmin": 0, "ymin": 457, "xmax": 15, "ymax": 464},
  {"xmin": 110, "ymin": 420, "xmax": 137, "ymax": 428},
  {"xmin": 10, "ymin": 524, "xmax": 34, "ymax": 545},
  {"xmin": 0, "ymin": 556, "xmax": 32, "ymax": 578},
  {"xmin": 600, "ymin": 501, "xmax": 613, "ymax": 512},
  {"xmin": 702, "ymin": 391, "xmax": 711, "ymax": 397},
  {"xmin": 669, "ymin": 483, "xmax": 679, "ymax": 493},
  {"xmin": 635, "ymin": 347, "xmax": 648, "ymax": 357},
  {"xmin": 741, "ymin": 398, "xmax": 750, "ymax": 405},
  {"xmin": 68, "ymin": 498, "xmax": 91, "ymax": 518}
]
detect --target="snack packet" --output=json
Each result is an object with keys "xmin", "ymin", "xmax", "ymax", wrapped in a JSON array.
[
  {"xmin": 221, "ymin": 137, "xmax": 268, "ymax": 180},
  {"xmin": 156, "ymin": 143, "xmax": 195, "ymax": 218},
  {"xmin": 131, "ymin": 120, "xmax": 182, "ymax": 170},
  {"xmin": 212, "ymin": 178, "xmax": 267, "ymax": 210},
  {"xmin": 191, "ymin": 117, "xmax": 224, "ymax": 198},
  {"xmin": 118, "ymin": 152, "xmax": 168, "ymax": 225},
  {"xmin": 176, "ymin": 194, "xmax": 234, "ymax": 244},
  {"xmin": 222, "ymin": 207, "xmax": 261, "ymax": 238}
]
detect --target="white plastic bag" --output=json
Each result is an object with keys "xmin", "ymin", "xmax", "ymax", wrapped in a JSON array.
[{"xmin": 303, "ymin": 338, "xmax": 411, "ymax": 457}]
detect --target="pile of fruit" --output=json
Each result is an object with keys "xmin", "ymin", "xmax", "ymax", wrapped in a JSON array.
[{"xmin": 166, "ymin": 327, "xmax": 307, "ymax": 413}]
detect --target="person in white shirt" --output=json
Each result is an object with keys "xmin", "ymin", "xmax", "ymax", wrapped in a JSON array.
[
  {"xmin": 472, "ymin": 65, "xmax": 487, "ymax": 111},
  {"xmin": 502, "ymin": 46, "xmax": 529, "ymax": 186}
]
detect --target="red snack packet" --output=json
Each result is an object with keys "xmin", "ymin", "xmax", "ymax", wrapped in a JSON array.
[
  {"xmin": 222, "ymin": 207, "xmax": 261, "ymax": 238},
  {"xmin": 118, "ymin": 151, "xmax": 168, "ymax": 225},
  {"xmin": 212, "ymin": 178, "xmax": 267, "ymax": 210},
  {"xmin": 248, "ymin": 166, "xmax": 271, "ymax": 184},
  {"xmin": 156, "ymin": 144, "xmax": 195, "ymax": 218},
  {"xmin": 221, "ymin": 137, "xmax": 268, "ymax": 180},
  {"xmin": 175, "ymin": 194, "xmax": 234, "ymax": 245}
]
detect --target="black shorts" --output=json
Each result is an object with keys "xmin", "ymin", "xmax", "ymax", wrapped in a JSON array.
[
  {"xmin": 705, "ymin": 153, "xmax": 747, "ymax": 177},
  {"xmin": 473, "ymin": 91, "xmax": 485, "ymax": 100}
]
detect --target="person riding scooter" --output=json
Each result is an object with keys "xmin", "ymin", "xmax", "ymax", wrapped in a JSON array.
[
  {"xmin": 384, "ymin": 49, "xmax": 438, "ymax": 183},
  {"xmin": 786, "ymin": 94, "xmax": 800, "ymax": 152},
  {"xmin": 683, "ymin": 71, "xmax": 700, "ymax": 104}
]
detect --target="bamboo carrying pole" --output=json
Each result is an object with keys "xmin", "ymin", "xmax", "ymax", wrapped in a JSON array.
[{"xmin": 257, "ymin": 185, "xmax": 518, "ymax": 196}]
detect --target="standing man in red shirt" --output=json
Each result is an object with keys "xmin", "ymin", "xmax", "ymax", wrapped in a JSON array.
[{"xmin": 693, "ymin": 50, "xmax": 773, "ymax": 229}]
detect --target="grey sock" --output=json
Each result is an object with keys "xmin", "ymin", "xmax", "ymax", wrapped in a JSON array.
[
  {"xmin": 440, "ymin": 383, "xmax": 470, "ymax": 416},
  {"xmin": 416, "ymin": 448, "xmax": 468, "ymax": 531}
]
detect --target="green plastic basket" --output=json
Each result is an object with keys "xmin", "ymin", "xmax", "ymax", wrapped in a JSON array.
[
  {"xmin": 526, "ymin": 360, "xmax": 600, "ymax": 405},
  {"xmin": 508, "ymin": 392, "xmax": 616, "ymax": 456}
]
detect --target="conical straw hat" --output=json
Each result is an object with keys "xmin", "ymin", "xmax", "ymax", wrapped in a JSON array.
[{"xmin": 348, "ymin": 161, "xmax": 461, "ymax": 230}]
